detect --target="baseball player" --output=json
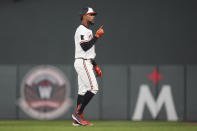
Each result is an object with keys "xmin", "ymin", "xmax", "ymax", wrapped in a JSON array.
[{"xmin": 72, "ymin": 7, "xmax": 104, "ymax": 126}]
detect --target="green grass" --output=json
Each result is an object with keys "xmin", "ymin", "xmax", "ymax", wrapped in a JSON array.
[{"xmin": 0, "ymin": 120, "xmax": 197, "ymax": 131}]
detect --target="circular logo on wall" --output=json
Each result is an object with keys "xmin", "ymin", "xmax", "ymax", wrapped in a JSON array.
[{"xmin": 18, "ymin": 65, "xmax": 72, "ymax": 120}]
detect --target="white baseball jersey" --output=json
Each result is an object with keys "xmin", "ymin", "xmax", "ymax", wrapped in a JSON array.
[{"xmin": 74, "ymin": 25, "xmax": 96, "ymax": 59}]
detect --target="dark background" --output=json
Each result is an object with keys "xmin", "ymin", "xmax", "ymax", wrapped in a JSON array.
[{"xmin": 0, "ymin": 0, "xmax": 197, "ymax": 64}]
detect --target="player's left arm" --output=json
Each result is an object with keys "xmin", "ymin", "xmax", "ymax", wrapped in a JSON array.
[
  {"xmin": 80, "ymin": 25, "xmax": 104, "ymax": 52},
  {"xmin": 80, "ymin": 37, "xmax": 98, "ymax": 51},
  {"xmin": 91, "ymin": 59, "xmax": 102, "ymax": 78}
]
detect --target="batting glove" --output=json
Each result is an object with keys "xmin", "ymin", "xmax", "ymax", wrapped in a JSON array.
[
  {"xmin": 94, "ymin": 65, "xmax": 102, "ymax": 78},
  {"xmin": 95, "ymin": 25, "xmax": 104, "ymax": 38}
]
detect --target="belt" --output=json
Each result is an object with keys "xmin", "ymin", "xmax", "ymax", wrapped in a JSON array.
[
  {"xmin": 75, "ymin": 58, "xmax": 95, "ymax": 63},
  {"xmin": 75, "ymin": 57, "xmax": 94, "ymax": 60}
]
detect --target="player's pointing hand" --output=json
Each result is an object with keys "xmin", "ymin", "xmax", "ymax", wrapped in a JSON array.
[
  {"xmin": 95, "ymin": 25, "xmax": 104, "ymax": 38},
  {"xmin": 100, "ymin": 25, "xmax": 104, "ymax": 29}
]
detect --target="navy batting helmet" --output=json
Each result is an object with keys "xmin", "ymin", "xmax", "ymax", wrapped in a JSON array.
[{"xmin": 79, "ymin": 7, "xmax": 97, "ymax": 20}]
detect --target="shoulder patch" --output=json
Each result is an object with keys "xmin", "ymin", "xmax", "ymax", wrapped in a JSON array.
[
  {"xmin": 89, "ymin": 34, "xmax": 92, "ymax": 39},
  {"xmin": 81, "ymin": 35, "xmax": 84, "ymax": 40}
]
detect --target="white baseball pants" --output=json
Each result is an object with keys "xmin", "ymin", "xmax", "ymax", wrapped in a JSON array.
[{"xmin": 74, "ymin": 59, "xmax": 98, "ymax": 95}]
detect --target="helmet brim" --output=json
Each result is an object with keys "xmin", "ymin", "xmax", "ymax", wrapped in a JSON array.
[{"xmin": 87, "ymin": 12, "xmax": 97, "ymax": 15}]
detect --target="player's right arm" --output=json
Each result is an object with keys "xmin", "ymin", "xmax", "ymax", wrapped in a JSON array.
[{"xmin": 91, "ymin": 59, "xmax": 102, "ymax": 78}]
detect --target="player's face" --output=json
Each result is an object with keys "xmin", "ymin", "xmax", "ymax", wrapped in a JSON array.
[{"xmin": 86, "ymin": 14, "xmax": 95, "ymax": 24}]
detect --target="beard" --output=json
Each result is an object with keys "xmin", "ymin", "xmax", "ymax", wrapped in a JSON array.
[{"xmin": 88, "ymin": 21, "xmax": 94, "ymax": 26}]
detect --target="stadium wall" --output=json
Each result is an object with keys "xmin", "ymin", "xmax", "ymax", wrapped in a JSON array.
[{"xmin": 0, "ymin": 65, "xmax": 197, "ymax": 121}]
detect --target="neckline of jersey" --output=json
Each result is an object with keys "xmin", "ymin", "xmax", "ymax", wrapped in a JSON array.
[{"xmin": 81, "ymin": 24, "xmax": 90, "ymax": 30}]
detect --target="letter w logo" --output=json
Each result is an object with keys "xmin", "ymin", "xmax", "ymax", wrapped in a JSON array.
[{"xmin": 38, "ymin": 86, "xmax": 53, "ymax": 99}]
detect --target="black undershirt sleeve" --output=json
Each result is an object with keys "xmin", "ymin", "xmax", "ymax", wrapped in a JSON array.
[
  {"xmin": 91, "ymin": 59, "xmax": 97, "ymax": 66},
  {"xmin": 80, "ymin": 36, "xmax": 98, "ymax": 51}
]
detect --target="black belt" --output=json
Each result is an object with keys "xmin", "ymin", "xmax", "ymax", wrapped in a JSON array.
[
  {"xmin": 75, "ymin": 57, "xmax": 94, "ymax": 60},
  {"xmin": 75, "ymin": 58, "xmax": 95, "ymax": 63}
]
